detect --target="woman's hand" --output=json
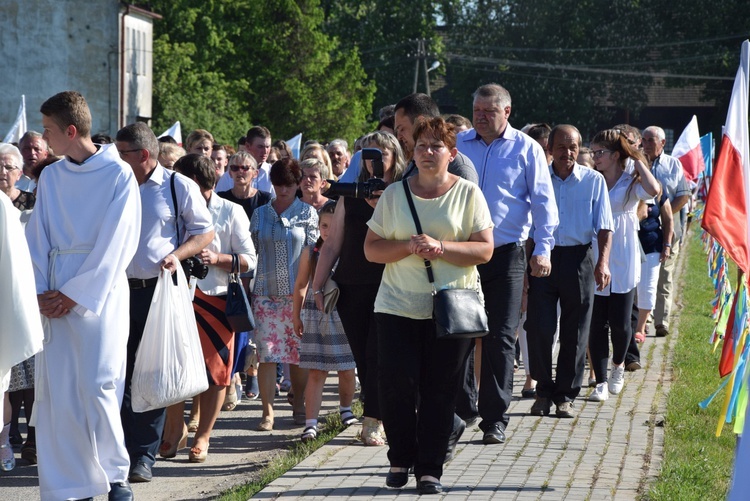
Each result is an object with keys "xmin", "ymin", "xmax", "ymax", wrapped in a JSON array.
[
  {"xmin": 365, "ymin": 192, "xmax": 384, "ymax": 209},
  {"xmin": 293, "ymin": 316, "xmax": 304, "ymax": 337},
  {"xmin": 314, "ymin": 291, "xmax": 325, "ymax": 312},
  {"xmin": 199, "ymin": 248, "xmax": 219, "ymax": 266},
  {"xmin": 409, "ymin": 234, "xmax": 444, "ymax": 260}
]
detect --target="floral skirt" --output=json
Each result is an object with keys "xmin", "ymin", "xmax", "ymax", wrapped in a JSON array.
[{"xmin": 252, "ymin": 295, "xmax": 300, "ymax": 364}]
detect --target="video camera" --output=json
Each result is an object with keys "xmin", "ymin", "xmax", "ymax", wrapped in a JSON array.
[{"xmin": 324, "ymin": 148, "xmax": 386, "ymax": 199}]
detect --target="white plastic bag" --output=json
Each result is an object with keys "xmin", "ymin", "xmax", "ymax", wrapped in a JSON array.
[{"xmin": 131, "ymin": 267, "xmax": 209, "ymax": 412}]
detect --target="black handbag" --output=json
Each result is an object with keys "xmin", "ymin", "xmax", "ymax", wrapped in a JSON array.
[
  {"xmin": 225, "ymin": 254, "xmax": 255, "ymax": 332},
  {"xmin": 402, "ymin": 179, "xmax": 489, "ymax": 339}
]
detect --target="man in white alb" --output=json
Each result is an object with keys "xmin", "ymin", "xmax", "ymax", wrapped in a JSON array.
[{"xmin": 26, "ymin": 91, "xmax": 141, "ymax": 501}]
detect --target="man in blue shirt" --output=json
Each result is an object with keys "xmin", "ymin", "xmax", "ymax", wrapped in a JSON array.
[
  {"xmin": 525, "ymin": 125, "xmax": 614, "ymax": 417},
  {"xmin": 457, "ymin": 83, "xmax": 558, "ymax": 444}
]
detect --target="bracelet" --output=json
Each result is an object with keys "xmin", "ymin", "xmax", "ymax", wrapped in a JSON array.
[
  {"xmin": 313, "ymin": 290, "xmax": 324, "ymax": 295},
  {"xmin": 439, "ymin": 241, "xmax": 445, "ymax": 253},
  {"xmin": 664, "ymin": 243, "xmax": 672, "ymax": 248}
]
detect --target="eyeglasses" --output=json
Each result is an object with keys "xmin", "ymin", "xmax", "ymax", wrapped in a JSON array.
[
  {"xmin": 415, "ymin": 144, "xmax": 446, "ymax": 154},
  {"xmin": 0, "ymin": 164, "xmax": 19, "ymax": 171},
  {"xmin": 592, "ymin": 149, "xmax": 613, "ymax": 158},
  {"xmin": 229, "ymin": 165, "xmax": 252, "ymax": 172},
  {"xmin": 117, "ymin": 148, "xmax": 142, "ymax": 156}
]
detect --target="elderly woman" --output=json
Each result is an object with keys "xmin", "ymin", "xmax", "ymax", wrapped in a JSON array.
[
  {"xmin": 0, "ymin": 143, "xmax": 35, "ymax": 210},
  {"xmin": 587, "ymin": 129, "xmax": 659, "ymax": 402},
  {"xmin": 364, "ymin": 117, "xmax": 493, "ymax": 494},
  {"xmin": 185, "ymin": 129, "xmax": 214, "ymax": 158},
  {"xmin": 301, "ymin": 143, "xmax": 333, "ymax": 180},
  {"xmin": 160, "ymin": 154, "xmax": 257, "ymax": 462},
  {"xmin": 251, "ymin": 158, "xmax": 318, "ymax": 431},
  {"xmin": 313, "ymin": 131, "xmax": 406, "ymax": 447},
  {"xmin": 299, "ymin": 158, "xmax": 330, "ymax": 210},
  {"xmin": 217, "ymin": 151, "xmax": 273, "ymax": 223}
]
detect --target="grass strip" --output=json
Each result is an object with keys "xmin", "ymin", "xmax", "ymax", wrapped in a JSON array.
[
  {"xmin": 218, "ymin": 401, "xmax": 361, "ymax": 500},
  {"xmin": 647, "ymin": 233, "xmax": 735, "ymax": 500}
]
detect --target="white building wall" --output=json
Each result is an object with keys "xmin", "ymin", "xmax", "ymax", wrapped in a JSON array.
[{"xmin": 0, "ymin": 1, "xmax": 156, "ymax": 138}]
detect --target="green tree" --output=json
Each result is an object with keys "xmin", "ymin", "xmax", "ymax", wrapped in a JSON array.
[
  {"xmin": 320, "ymin": 0, "xmax": 443, "ymax": 116},
  {"xmin": 444, "ymin": 0, "xmax": 652, "ymax": 138},
  {"xmin": 142, "ymin": 0, "xmax": 375, "ymax": 145}
]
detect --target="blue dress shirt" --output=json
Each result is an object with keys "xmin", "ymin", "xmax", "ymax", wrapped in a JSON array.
[{"xmin": 457, "ymin": 125, "xmax": 558, "ymax": 257}]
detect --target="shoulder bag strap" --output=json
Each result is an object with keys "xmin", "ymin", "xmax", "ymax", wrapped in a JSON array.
[
  {"xmin": 170, "ymin": 172, "xmax": 182, "ymax": 246},
  {"xmin": 402, "ymin": 178, "xmax": 435, "ymax": 286}
]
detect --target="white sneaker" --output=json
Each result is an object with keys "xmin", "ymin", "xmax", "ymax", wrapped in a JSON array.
[
  {"xmin": 588, "ymin": 382, "xmax": 609, "ymax": 402},
  {"xmin": 609, "ymin": 365, "xmax": 625, "ymax": 395}
]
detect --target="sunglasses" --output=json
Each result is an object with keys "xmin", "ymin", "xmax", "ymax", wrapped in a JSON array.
[{"xmin": 230, "ymin": 165, "xmax": 252, "ymax": 172}]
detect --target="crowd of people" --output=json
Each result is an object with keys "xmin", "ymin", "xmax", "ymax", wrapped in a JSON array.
[{"xmin": 0, "ymin": 84, "xmax": 688, "ymax": 499}]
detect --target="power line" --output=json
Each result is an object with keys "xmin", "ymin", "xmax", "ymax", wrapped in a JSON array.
[
  {"xmin": 446, "ymin": 33, "xmax": 750, "ymax": 54},
  {"xmin": 446, "ymin": 53, "xmax": 735, "ymax": 81}
]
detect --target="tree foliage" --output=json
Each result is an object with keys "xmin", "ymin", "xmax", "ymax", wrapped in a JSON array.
[
  {"xmin": 444, "ymin": 0, "xmax": 653, "ymax": 138},
  {"xmin": 141, "ymin": 0, "xmax": 375, "ymax": 145},
  {"xmin": 320, "ymin": 0, "xmax": 443, "ymax": 115}
]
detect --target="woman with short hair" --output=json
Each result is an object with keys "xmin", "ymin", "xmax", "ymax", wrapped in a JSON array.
[
  {"xmin": 160, "ymin": 154, "xmax": 257, "ymax": 462},
  {"xmin": 364, "ymin": 117, "xmax": 493, "ymax": 494},
  {"xmin": 251, "ymin": 159, "xmax": 319, "ymax": 431}
]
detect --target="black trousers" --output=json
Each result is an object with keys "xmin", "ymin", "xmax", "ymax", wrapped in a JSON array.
[
  {"xmin": 337, "ymin": 283, "xmax": 380, "ymax": 419},
  {"xmin": 455, "ymin": 342, "xmax": 478, "ymax": 422},
  {"xmin": 120, "ymin": 285, "xmax": 167, "ymax": 468},
  {"xmin": 625, "ymin": 302, "xmax": 641, "ymax": 365},
  {"xmin": 376, "ymin": 313, "xmax": 471, "ymax": 480},
  {"xmin": 477, "ymin": 243, "xmax": 526, "ymax": 432},
  {"xmin": 589, "ymin": 289, "xmax": 637, "ymax": 383},
  {"xmin": 525, "ymin": 245, "xmax": 594, "ymax": 404}
]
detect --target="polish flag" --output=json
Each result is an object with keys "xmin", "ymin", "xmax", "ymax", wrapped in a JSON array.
[
  {"xmin": 671, "ymin": 115, "xmax": 705, "ymax": 183},
  {"xmin": 702, "ymin": 40, "xmax": 750, "ymax": 275},
  {"xmin": 158, "ymin": 121, "xmax": 182, "ymax": 146},
  {"xmin": 723, "ymin": 41, "xmax": 750, "ymax": 501}
]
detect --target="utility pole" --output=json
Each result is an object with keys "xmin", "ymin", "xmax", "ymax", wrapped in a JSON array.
[{"xmin": 412, "ymin": 39, "xmax": 433, "ymax": 96}]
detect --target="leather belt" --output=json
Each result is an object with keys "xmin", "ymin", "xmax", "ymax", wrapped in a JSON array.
[{"xmin": 128, "ymin": 277, "xmax": 158, "ymax": 289}]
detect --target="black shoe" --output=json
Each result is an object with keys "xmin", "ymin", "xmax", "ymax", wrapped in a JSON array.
[
  {"xmin": 386, "ymin": 470, "xmax": 409, "ymax": 488},
  {"xmin": 655, "ymin": 325, "xmax": 669, "ymax": 337},
  {"xmin": 9, "ymin": 429, "xmax": 23, "ymax": 447},
  {"xmin": 530, "ymin": 396, "xmax": 552, "ymax": 416},
  {"xmin": 444, "ymin": 417, "xmax": 466, "ymax": 463},
  {"xmin": 129, "ymin": 460, "xmax": 152, "ymax": 483},
  {"xmin": 482, "ymin": 423, "xmax": 506, "ymax": 445},
  {"xmin": 109, "ymin": 481, "xmax": 134, "ymax": 501},
  {"xmin": 417, "ymin": 479, "xmax": 443, "ymax": 494},
  {"xmin": 521, "ymin": 388, "xmax": 537, "ymax": 399}
]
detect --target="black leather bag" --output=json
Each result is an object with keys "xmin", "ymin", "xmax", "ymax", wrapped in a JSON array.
[
  {"xmin": 225, "ymin": 254, "xmax": 255, "ymax": 332},
  {"xmin": 402, "ymin": 179, "xmax": 489, "ymax": 340}
]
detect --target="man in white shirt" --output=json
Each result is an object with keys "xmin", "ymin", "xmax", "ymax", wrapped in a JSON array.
[
  {"xmin": 642, "ymin": 126, "xmax": 690, "ymax": 337},
  {"xmin": 27, "ymin": 91, "xmax": 141, "ymax": 501},
  {"xmin": 115, "ymin": 122, "xmax": 214, "ymax": 485}
]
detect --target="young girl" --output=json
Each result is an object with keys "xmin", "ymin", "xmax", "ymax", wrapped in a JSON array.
[{"xmin": 293, "ymin": 201, "xmax": 358, "ymax": 442}]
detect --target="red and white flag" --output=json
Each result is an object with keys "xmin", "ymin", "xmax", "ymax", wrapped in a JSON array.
[
  {"xmin": 702, "ymin": 40, "xmax": 750, "ymax": 275},
  {"xmin": 671, "ymin": 115, "xmax": 705, "ymax": 183},
  {"xmin": 158, "ymin": 121, "xmax": 182, "ymax": 146}
]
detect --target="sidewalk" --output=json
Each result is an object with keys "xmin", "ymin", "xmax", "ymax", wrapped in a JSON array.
[{"xmin": 256, "ymin": 325, "xmax": 676, "ymax": 500}]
